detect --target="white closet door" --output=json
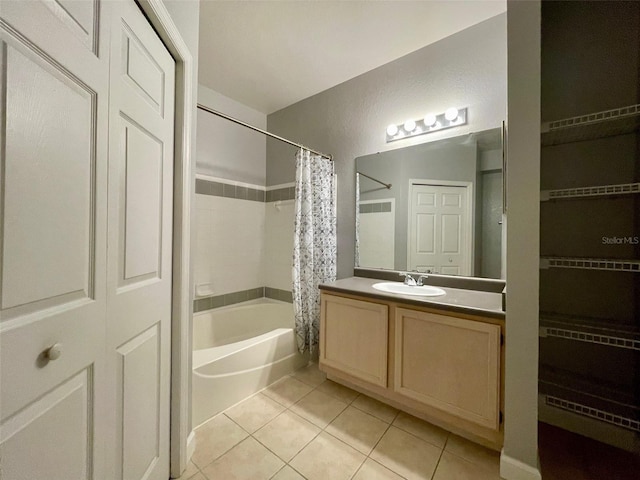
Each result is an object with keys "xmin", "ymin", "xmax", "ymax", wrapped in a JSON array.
[
  {"xmin": 105, "ymin": 2, "xmax": 175, "ymax": 479},
  {"xmin": 408, "ymin": 184, "xmax": 471, "ymax": 275},
  {"xmin": 0, "ymin": 1, "xmax": 110, "ymax": 479}
]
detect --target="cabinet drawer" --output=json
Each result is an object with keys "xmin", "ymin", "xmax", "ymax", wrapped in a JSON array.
[
  {"xmin": 394, "ymin": 308, "xmax": 501, "ymax": 430},
  {"xmin": 320, "ymin": 294, "xmax": 388, "ymax": 387}
]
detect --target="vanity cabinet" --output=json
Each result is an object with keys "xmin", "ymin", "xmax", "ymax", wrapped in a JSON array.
[
  {"xmin": 319, "ymin": 295, "xmax": 388, "ymax": 387},
  {"xmin": 319, "ymin": 290, "xmax": 504, "ymax": 448},
  {"xmin": 394, "ymin": 308, "xmax": 501, "ymax": 430}
]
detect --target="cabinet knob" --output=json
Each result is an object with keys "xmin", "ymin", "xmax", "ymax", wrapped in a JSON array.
[{"xmin": 44, "ymin": 343, "xmax": 62, "ymax": 361}]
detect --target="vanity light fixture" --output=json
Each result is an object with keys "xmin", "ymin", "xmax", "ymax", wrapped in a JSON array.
[{"xmin": 386, "ymin": 107, "xmax": 468, "ymax": 143}]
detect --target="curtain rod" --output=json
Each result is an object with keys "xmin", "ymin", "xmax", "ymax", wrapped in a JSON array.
[
  {"xmin": 357, "ymin": 171, "xmax": 392, "ymax": 189},
  {"xmin": 197, "ymin": 104, "xmax": 333, "ymax": 161}
]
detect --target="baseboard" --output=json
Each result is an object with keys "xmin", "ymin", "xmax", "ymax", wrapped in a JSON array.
[
  {"xmin": 187, "ymin": 430, "xmax": 196, "ymax": 462},
  {"xmin": 500, "ymin": 450, "xmax": 541, "ymax": 480}
]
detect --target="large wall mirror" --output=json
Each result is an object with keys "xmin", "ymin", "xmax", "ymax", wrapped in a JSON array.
[{"xmin": 355, "ymin": 127, "xmax": 504, "ymax": 279}]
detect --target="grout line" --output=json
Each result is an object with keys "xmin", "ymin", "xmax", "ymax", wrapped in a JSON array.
[{"xmin": 430, "ymin": 435, "xmax": 450, "ymax": 479}]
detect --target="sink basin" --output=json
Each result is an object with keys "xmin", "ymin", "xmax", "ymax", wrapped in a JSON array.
[{"xmin": 372, "ymin": 282, "xmax": 446, "ymax": 297}]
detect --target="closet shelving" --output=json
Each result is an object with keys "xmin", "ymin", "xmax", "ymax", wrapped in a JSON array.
[
  {"xmin": 540, "ymin": 256, "xmax": 640, "ymax": 272},
  {"xmin": 540, "ymin": 312, "xmax": 640, "ymax": 351},
  {"xmin": 541, "ymin": 103, "xmax": 640, "ymax": 146},
  {"xmin": 539, "ymin": 365, "xmax": 639, "ymax": 433},
  {"xmin": 539, "ymin": 102, "xmax": 640, "ymax": 444}
]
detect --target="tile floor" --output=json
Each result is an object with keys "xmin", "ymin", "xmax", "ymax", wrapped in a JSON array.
[{"xmin": 178, "ymin": 363, "xmax": 501, "ymax": 480}]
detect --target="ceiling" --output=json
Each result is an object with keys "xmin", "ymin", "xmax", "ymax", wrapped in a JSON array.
[{"xmin": 198, "ymin": 1, "xmax": 506, "ymax": 115}]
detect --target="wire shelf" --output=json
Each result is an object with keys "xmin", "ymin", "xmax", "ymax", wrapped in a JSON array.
[
  {"xmin": 540, "ymin": 256, "xmax": 640, "ymax": 272},
  {"xmin": 540, "ymin": 182, "xmax": 640, "ymax": 201},
  {"xmin": 540, "ymin": 313, "xmax": 640, "ymax": 351},
  {"xmin": 541, "ymin": 104, "xmax": 640, "ymax": 146},
  {"xmin": 539, "ymin": 365, "xmax": 638, "ymax": 421},
  {"xmin": 544, "ymin": 395, "xmax": 640, "ymax": 433}
]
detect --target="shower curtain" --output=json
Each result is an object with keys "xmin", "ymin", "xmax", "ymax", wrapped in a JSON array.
[{"xmin": 292, "ymin": 149, "xmax": 337, "ymax": 354}]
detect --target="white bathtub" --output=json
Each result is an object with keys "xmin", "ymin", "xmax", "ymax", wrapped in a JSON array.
[{"xmin": 192, "ymin": 298, "xmax": 308, "ymax": 427}]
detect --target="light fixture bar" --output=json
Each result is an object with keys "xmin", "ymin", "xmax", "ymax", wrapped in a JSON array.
[{"xmin": 386, "ymin": 107, "xmax": 468, "ymax": 143}]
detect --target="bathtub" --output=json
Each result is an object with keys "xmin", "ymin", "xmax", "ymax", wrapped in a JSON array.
[{"xmin": 192, "ymin": 298, "xmax": 308, "ymax": 427}]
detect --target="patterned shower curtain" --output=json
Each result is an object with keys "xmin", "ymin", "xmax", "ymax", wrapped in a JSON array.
[{"xmin": 292, "ymin": 149, "xmax": 337, "ymax": 354}]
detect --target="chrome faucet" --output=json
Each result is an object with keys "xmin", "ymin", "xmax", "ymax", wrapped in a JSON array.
[
  {"xmin": 417, "ymin": 275, "xmax": 429, "ymax": 286},
  {"xmin": 399, "ymin": 273, "xmax": 417, "ymax": 286}
]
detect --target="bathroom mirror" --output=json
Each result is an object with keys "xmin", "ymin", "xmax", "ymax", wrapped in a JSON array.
[{"xmin": 355, "ymin": 127, "xmax": 504, "ymax": 279}]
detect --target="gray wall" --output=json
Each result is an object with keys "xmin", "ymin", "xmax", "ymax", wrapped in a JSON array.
[
  {"xmin": 266, "ymin": 14, "xmax": 507, "ymax": 279},
  {"xmin": 197, "ymin": 85, "xmax": 267, "ymax": 184},
  {"xmin": 357, "ymin": 140, "xmax": 477, "ymax": 271},
  {"xmin": 503, "ymin": 0, "xmax": 541, "ymax": 476}
]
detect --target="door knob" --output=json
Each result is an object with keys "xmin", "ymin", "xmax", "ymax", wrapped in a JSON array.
[{"xmin": 44, "ymin": 343, "xmax": 62, "ymax": 361}]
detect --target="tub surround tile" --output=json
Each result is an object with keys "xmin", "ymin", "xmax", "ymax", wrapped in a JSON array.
[
  {"xmin": 315, "ymin": 380, "xmax": 359, "ymax": 404},
  {"xmin": 370, "ymin": 426, "xmax": 442, "ymax": 480},
  {"xmin": 289, "ymin": 432, "xmax": 365, "ymax": 480},
  {"xmin": 352, "ymin": 458, "xmax": 405, "ymax": 480},
  {"xmin": 291, "ymin": 363, "xmax": 326, "ymax": 387},
  {"xmin": 433, "ymin": 451, "xmax": 501, "ymax": 480},
  {"xmin": 289, "ymin": 389, "xmax": 348, "ymax": 429},
  {"xmin": 193, "ymin": 287, "xmax": 289, "ymax": 313},
  {"xmin": 201, "ymin": 437, "xmax": 284, "ymax": 480},
  {"xmin": 253, "ymin": 410, "xmax": 320, "ymax": 462},
  {"xmin": 392, "ymin": 411, "xmax": 449, "ymax": 448},
  {"xmin": 192, "ymin": 414, "xmax": 249, "ymax": 468},
  {"xmin": 325, "ymin": 406, "xmax": 390, "ymax": 455},
  {"xmin": 270, "ymin": 466, "xmax": 306, "ymax": 480},
  {"xmin": 196, "ymin": 178, "xmax": 294, "ymax": 205},
  {"xmin": 444, "ymin": 434, "xmax": 501, "ymax": 469},
  {"xmin": 352, "ymin": 394, "xmax": 399, "ymax": 424},
  {"xmin": 225, "ymin": 393, "xmax": 286, "ymax": 433},
  {"xmin": 262, "ymin": 376, "xmax": 313, "ymax": 407}
]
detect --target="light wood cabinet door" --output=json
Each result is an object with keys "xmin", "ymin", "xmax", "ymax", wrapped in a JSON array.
[
  {"xmin": 394, "ymin": 308, "xmax": 501, "ymax": 430},
  {"xmin": 320, "ymin": 294, "xmax": 389, "ymax": 387}
]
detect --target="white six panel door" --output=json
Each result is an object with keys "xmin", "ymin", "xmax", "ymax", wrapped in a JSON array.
[
  {"xmin": 408, "ymin": 184, "xmax": 471, "ymax": 275},
  {"xmin": 106, "ymin": 3, "xmax": 175, "ymax": 480},
  {"xmin": 1, "ymin": 1, "xmax": 175, "ymax": 479},
  {"xmin": 0, "ymin": 1, "xmax": 110, "ymax": 478}
]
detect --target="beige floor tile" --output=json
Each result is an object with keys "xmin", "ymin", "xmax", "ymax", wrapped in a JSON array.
[
  {"xmin": 289, "ymin": 389, "xmax": 348, "ymax": 428},
  {"xmin": 253, "ymin": 410, "xmax": 320, "ymax": 461},
  {"xmin": 290, "ymin": 432, "xmax": 365, "ymax": 480},
  {"xmin": 392, "ymin": 411, "xmax": 449, "ymax": 448},
  {"xmin": 192, "ymin": 414, "xmax": 248, "ymax": 468},
  {"xmin": 187, "ymin": 473, "xmax": 206, "ymax": 480},
  {"xmin": 262, "ymin": 376, "xmax": 313, "ymax": 407},
  {"xmin": 315, "ymin": 380, "xmax": 359, "ymax": 404},
  {"xmin": 270, "ymin": 465, "xmax": 306, "ymax": 480},
  {"xmin": 370, "ymin": 426, "xmax": 442, "ymax": 480},
  {"xmin": 325, "ymin": 406, "xmax": 389, "ymax": 455},
  {"xmin": 433, "ymin": 451, "xmax": 501, "ymax": 480},
  {"xmin": 224, "ymin": 393, "xmax": 285, "ymax": 433},
  {"xmin": 352, "ymin": 458, "xmax": 405, "ymax": 480},
  {"xmin": 352, "ymin": 394, "xmax": 398, "ymax": 423},
  {"xmin": 291, "ymin": 362, "xmax": 327, "ymax": 387},
  {"xmin": 445, "ymin": 434, "xmax": 500, "ymax": 470},
  {"xmin": 201, "ymin": 437, "xmax": 284, "ymax": 480},
  {"xmin": 175, "ymin": 460, "xmax": 199, "ymax": 479}
]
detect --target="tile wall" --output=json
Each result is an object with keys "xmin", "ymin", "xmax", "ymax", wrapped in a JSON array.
[{"xmin": 194, "ymin": 176, "xmax": 296, "ymax": 313}]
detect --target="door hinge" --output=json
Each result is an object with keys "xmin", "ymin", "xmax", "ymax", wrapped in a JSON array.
[{"xmin": 500, "ymin": 411, "xmax": 503, "ymax": 424}]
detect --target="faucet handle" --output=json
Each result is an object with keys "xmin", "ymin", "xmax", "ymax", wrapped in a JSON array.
[
  {"xmin": 416, "ymin": 275, "xmax": 429, "ymax": 286},
  {"xmin": 399, "ymin": 272, "xmax": 417, "ymax": 286}
]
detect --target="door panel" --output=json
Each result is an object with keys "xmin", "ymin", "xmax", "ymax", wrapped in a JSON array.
[
  {"xmin": 409, "ymin": 184, "xmax": 470, "ymax": 275},
  {"xmin": 1, "ymin": 2, "xmax": 109, "ymax": 478},
  {"xmin": 1, "ymin": 370, "xmax": 92, "ymax": 480},
  {"xmin": 106, "ymin": 3, "xmax": 175, "ymax": 479}
]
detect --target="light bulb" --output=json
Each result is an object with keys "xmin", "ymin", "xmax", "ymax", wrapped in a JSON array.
[
  {"xmin": 445, "ymin": 108, "xmax": 458, "ymax": 121},
  {"xmin": 424, "ymin": 113, "xmax": 437, "ymax": 127},
  {"xmin": 404, "ymin": 119, "xmax": 416, "ymax": 132},
  {"xmin": 386, "ymin": 124, "xmax": 399, "ymax": 136}
]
